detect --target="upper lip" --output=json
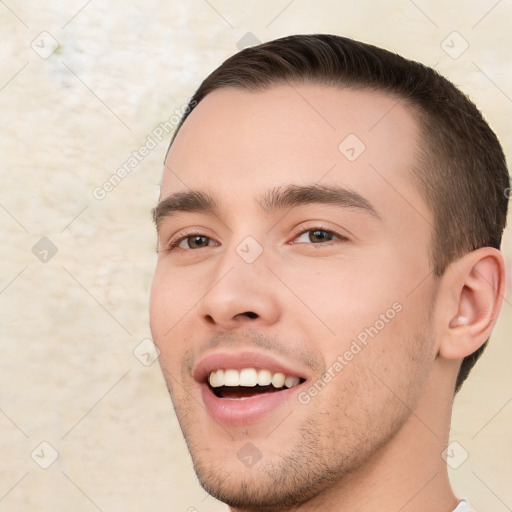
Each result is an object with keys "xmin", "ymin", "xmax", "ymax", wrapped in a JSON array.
[{"xmin": 193, "ymin": 350, "xmax": 310, "ymax": 384}]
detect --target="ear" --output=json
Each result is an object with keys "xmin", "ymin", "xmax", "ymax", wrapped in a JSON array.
[{"xmin": 436, "ymin": 247, "xmax": 506, "ymax": 360}]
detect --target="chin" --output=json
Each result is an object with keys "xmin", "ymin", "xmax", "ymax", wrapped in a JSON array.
[{"xmin": 192, "ymin": 457, "xmax": 329, "ymax": 511}]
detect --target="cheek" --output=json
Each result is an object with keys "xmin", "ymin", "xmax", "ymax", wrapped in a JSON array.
[
  {"xmin": 149, "ymin": 264, "xmax": 194, "ymax": 357},
  {"xmin": 312, "ymin": 308, "xmax": 433, "ymax": 442},
  {"xmin": 285, "ymin": 241, "xmax": 430, "ymax": 339},
  {"xmin": 150, "ymin": 262, "xmax": 200, "ymax": 322},
  {"xmin": 283, "ymin": 256, "xmax": 434, "ymax": 385},
  {"xmin": 149, "ymin": 282, "xmax": 193, "ymax": 399},
  {"xmin": 279, "ymin": 256, "xmax": 398, "ymax": 339}
]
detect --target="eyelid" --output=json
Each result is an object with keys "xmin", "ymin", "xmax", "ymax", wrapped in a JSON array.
[
  {"xmin": 165, "ymin": 227, "xmax": 219, "ymax": 251},
  {"xmin": 161, "ymin": 222, "xmax": 349, "ymax": 252},
  {"xmin": 289, "ymin": 223, "xmax": 349, "ymax": 244},
  {"xmin": 294, "ymin": 230, "xmax": 342, "ymax": 244}
]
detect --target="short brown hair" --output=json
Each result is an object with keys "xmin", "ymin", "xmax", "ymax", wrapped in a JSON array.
[{"xmin": 166, "ymin": 34, "xmax": 509, "ymax": 392}]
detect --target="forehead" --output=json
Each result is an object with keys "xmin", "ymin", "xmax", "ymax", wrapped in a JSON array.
[{"xmin": 161, "ymin": 84, "xmax": 430, "ymax": 228}]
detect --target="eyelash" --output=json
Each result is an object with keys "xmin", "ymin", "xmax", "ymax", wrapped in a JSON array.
[
  {"xmin": 290, "ymin": 225, "xmax": 347, "ymax": 245},
  {"xmin": 166, "ymin": 229, "xmax": 216, "ymax": 251},
  {"xmin": 165, "ymin": 227, "xmax": 347, "ymax": 251}
]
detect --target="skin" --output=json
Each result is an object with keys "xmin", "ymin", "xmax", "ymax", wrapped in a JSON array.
[{"xmin": 149, "ymin": 84, "xmax": 505, "ymax": 512}]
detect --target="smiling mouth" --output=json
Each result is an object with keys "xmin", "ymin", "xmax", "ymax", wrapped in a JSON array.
[{"xmin": 208, "ymin": 368, "xmax": 305, "ymax": 400}]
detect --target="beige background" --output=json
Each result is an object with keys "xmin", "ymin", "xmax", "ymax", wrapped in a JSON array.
[{"xmin": 1, "ymin": 1, "xmax": 511, "ymax": 511}]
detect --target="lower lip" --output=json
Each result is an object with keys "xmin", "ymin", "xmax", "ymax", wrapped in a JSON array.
[{"xmin": 199, "ymin": 383, "xmax": 302, "ymax": 426}]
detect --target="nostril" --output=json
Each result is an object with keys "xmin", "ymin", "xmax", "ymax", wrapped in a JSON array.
[{"xmin": 204, "ymin": 311, "xmax": 259, "ymax": 325}]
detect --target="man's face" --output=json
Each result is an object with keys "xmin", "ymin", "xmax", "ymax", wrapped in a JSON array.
[{"xmin": 150, "ymin": 84, "xmax": 438, "ymax": 509}]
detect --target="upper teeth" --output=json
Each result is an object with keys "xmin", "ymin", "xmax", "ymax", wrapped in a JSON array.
[{"xmin": 208, "ymin": 368, "xmax": 300, "ymax": 389}]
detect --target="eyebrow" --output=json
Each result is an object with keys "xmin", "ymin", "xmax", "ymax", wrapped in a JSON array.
[
  {"xmin": 259, "ymin": 184, "xmax": 380, "ymax": 219},
  {"xmin": 152, "ymin": 184, "xmax": 380, "ymax": 229},
  {"xmin": 152, "ymin": 190, "xmax": 217, "ymax": 229}
]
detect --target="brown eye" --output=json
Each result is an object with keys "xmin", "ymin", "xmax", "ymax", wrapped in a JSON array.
[
  {"xmin": 295, "ymin": 229, "xmax": 339, "ymax": 244},
  {"xmin": 308, "ymin": 230, "xmax": 335, "ymax": 243},
  {"xmin": 178, "ymin": 235, "xmax": 214, "ymax": 249},
  {"xmin": 169, "ymin": 234, "xmax": 218, "ymax": 251}
]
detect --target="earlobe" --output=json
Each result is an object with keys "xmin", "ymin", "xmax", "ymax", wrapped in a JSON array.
[{"xmin": 438, "ymin": 247, "xmax": 506, "ymax": 360}]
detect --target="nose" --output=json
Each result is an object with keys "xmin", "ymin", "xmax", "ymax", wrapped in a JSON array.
[{"xmin": 197, "ymin": 248, "xmax": 281, "ymax": 330}]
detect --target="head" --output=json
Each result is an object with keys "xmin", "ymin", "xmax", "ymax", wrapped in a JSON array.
[{"xmin": 150, "ymin": 35, "xmax": 508, "ymax": 509}]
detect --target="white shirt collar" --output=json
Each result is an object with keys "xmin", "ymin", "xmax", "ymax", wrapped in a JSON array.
[{"xmin": 452, "ymin": 500, "xmax": 473, "ymax": 512}]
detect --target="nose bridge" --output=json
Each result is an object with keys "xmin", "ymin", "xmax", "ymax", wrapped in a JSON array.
[{"xmin": 198, "ymin": 236, "xmax": 279, "ymax": 327}]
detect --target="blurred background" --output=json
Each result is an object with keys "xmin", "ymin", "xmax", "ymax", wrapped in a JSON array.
[{"xmin": 1, "ymin": 1, "xmax": 511, "ymax": 511}]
